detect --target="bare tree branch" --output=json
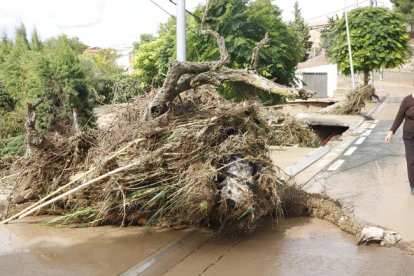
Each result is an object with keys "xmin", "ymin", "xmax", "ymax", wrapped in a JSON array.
[
  {"xmin": 24, "ymin": 98, "xmax": 47, "ymax": 156},
  {"xmin": 200, "ymin": 0, "xmax": 229, "ymax": 68},
  {"xmin": 251, "ymin": 32, "xmax": 271, "ymax": 71},
  {"xmin": 25, "ymin": 98, "xmax": 44, "ymax": 130}
]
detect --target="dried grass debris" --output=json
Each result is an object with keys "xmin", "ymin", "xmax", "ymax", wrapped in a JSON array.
[
  {"xmin": 266, "ymin": 110, "xmax": 320, "ymax": 148},
  {"xmin": 4, "ymin": 87, "xmax": 290, "ymax": 232},
  {"xmin": 334, "ymin": 85, "xmax": 377, "ymax": 115}
]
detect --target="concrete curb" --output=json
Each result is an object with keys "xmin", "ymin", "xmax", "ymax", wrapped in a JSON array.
[{"xmin": 284, "ymin": 146, "xmax": 331, "ymax": 177}]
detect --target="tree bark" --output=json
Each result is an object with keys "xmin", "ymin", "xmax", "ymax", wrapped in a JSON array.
[
  {"xmin": 191, "ymin": 68, "xmax": 293, "ymax": 97},
  {"xmin": 363, "ymin": 70, "xmax": 370, "ymax": 86},
  {"xmin": 25, "ymin": 99, "xmax": 46, "ymax": 156},
  {"xmin": 250, "ymin": 32, "xmax": 271, "ymax": 71}
]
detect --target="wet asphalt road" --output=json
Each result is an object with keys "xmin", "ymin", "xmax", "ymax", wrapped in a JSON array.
[{"xmin": 308, "ymin": 95, "xmax": 414, "ymax": 241}]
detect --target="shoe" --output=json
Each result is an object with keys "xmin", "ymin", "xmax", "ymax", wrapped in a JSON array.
[{"xmin": 411, "ymin": 188, "xmax": 414, "ymax": 195}]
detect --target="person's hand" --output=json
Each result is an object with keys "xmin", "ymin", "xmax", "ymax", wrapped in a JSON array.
[{"xmin": 385, "ymin": 131, "xmax": 393, "ymax": 143}]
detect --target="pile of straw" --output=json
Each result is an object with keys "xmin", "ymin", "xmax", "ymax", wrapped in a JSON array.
[{"xmin": 3, "ymin": 87, "xmax": 288, "ymax": 232}]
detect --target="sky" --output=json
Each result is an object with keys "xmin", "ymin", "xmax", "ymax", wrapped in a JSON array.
[{"xmin": 0, "ymin": 0, "xmax": 393, "ymax": 48}]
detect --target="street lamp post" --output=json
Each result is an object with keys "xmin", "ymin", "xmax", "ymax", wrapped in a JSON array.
[
  {"xmin": 176, "ymin": 0, "xmax": 186, "ymax": 62},
  {"xmin": 345, "ymin": 0, "xmax": 356, "ymax": 90}
]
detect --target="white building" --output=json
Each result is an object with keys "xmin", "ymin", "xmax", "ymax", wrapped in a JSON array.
[
  {"xmin": 296, "ymin": 60, "xmax": 337, "ymax": 98},
  {"xmin": 115, "ymin": 46, "xmax": 134, "ymax": 74}
]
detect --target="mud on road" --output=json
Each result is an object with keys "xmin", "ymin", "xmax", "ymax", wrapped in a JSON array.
[{"xmin": 2, "ymin": 217, "xmax": 414, "ymax": 275}]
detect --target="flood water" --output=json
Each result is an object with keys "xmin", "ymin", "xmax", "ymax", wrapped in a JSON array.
[
  {"xmin": 1, "ymin": 217, "xmax": 414, "ymax": 275},
  {"xmin": 167, "ymin": 218, "xmax": 414, "ymax": 276}
]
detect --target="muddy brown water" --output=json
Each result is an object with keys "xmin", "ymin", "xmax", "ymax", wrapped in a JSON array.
[
  {"xmin": 166, "ymin": 218, "xmax": 414, "ymax": 276},
  {"xmin": 1, "ymin": 217, "xmax": 414, "ymax": 275},
  {"xmin": 0, "ymin": 217, "xmax": 190, "ymax": 275}
]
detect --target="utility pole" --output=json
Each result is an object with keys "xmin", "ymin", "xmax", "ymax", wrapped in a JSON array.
[
  {"xmin": 176, "ymin": 0, "xmax": 186, "ymax": 61},
  {"xmin": 345, "ymin": 0, "xmax": 356, "ymax": 90}
]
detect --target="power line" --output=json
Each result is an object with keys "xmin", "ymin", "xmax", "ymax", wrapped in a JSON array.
[
  {"xmin": 305, "ymin": 0, "xmax": 371, "ymax": 22},
  {"xmin": 168, "ymin": 0, "xmax": 201, "ymax": 22},
  {"xmin": 149, "ymin": 0, "xmax": 201, "ymax": 22},
  {"xmin": 149, "ymin": 0, "xmax": 174, "ymax": 18},
  {"xmin": 147, "ymin": 0, "xmax": 200, "ymax": 37}
]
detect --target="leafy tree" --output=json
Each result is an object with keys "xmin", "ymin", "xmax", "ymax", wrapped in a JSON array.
[
  {"xmin": 82, "ymin": 48, "xmax": 123, "ymax": 77},
  {"xmin": 44, "ymin": 35, "xmax": 88, "ymax": 55},
  {"xmin": 327, "ymin": 7, "xmax": 410, "ymax": 85},
  {"xmin": 37, "ymin": 36, "xmax": 92, "ymax": 130},
  {"xmin": 0, "ymin": 84, "xmax": 15, "ymax": 112},
  {"xmin": 132, "ymin": 21, "xmax": 175, "ymax": 89},
  {"xmin": 31, "ymin": 28, "xmax": 42, "ymax": 51},
  {"xmin": 15, "ymin": 23, "xmax": 30, "ymax": 51},
  {"xmin": 292, "ymin": 1, "xmax": 312, "ymax": 61},
  {"xmin": 87, "ymin": 75, "xmax": 144, "ymax": 104},
  {"xmin": 133, "ymin": 34, "xmax": 157, "ymax": 49},
  {"xmin": 0, "ymin": 34, "xmax": 13, "ymax": 63},
  {"xmin": 320, "ymin": 15, "xmax": 339, "ymax": 58},
  {"xmin": 0, "ymin": 25, "xmax": 94, "ymax": 137},
  {"xmin": 391, "ymin": 0, "xmax": 414, "ymax": 24}
]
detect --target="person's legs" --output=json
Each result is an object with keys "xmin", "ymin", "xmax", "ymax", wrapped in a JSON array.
[{"xmin": 403, "ymin": 131, "xmax": 414, "ymax": 190}]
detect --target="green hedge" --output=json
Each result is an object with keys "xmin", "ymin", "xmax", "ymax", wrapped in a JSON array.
[{"xmin": 0, "ymin": 135, "xmax": 26, "ymax": 158}]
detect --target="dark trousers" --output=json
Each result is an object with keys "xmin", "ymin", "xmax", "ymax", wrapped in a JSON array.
[{"xmin": 403, "ymin": 130, "xmax": 414, "ymax": 188}]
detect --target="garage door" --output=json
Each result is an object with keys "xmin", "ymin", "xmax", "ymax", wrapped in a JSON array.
[{"xmin": 302, "ymin": 72, "xmax": 328, "ymax": 98}]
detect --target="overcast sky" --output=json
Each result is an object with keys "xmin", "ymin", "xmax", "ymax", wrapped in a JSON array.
[{"xmin": 0, "ymin": 0, "xmax": 393, "ymax": 48}]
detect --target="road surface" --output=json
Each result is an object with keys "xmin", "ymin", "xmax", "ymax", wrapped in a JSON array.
[{"xmin": 305, "ymin": 83, "xmax": 414, "ymax": 242}]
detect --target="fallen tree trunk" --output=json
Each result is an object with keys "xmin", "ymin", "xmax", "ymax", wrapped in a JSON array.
[{"xmin": 145, "ymin": 0, "xmax": 299, "ymax": 120}]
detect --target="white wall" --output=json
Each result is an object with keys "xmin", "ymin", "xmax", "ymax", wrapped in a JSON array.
[
  {"xmin": 116, "ymin": 47, "xmax": 133, "ymax": 74},
  {"xmin": 296, "ymin": 64, "xmax": 337, "ymax": 98}
]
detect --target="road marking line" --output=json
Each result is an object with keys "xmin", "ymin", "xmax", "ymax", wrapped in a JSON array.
[
  {"xmin": 361, "ymin": 121, "xmax": 371, "ymax": 128},
  {"xmin": 355, "ymin": 137, "xmax": 366, "ymax": 145},
  {"xmin": 327, "ymin": 159, "xmax": 345, "ymax": 171},
  {"xmin": 368, "ymin": 123, "xmax": 377, "ymax": 129},
  {"xmin": 344, "ymin": 146, "xmax": 357, "ymax": 156},
  {"xmin": 361, "ymin": 129, "xmax": 372, "ymax": 136}
]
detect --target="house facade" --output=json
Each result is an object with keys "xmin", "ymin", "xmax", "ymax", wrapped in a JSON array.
[{"xmin": 296, "ymin": 61, "xmax": 337, "ymax": 98}]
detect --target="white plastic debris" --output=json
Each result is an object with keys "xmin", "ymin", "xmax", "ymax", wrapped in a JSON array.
[
  {"xmin": 220, "ymin": 156, "xmax": 253, "ymax": 203},
  {"xmin": 356, "ymin": 226, "xmax": 402, "ymax": 246}
]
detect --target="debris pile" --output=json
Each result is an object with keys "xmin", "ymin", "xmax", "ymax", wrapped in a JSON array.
[
  {"xmin": 7, "ymin": 133, "xmax": 95, "ymax": 204},
  {"xmin": 0, "ymin": 87, "xmax": 404, "ymax": 247},
  {"xmin": 3, "ymin": 88, "xmax": 291, "ymax": 232},
  {"xmin": 267, "ymin": 111, "xmax": 320, "ymax": 147},
  {"xmin": 334, "ymin": 85, "xmax": 378, "ymax": 115}
]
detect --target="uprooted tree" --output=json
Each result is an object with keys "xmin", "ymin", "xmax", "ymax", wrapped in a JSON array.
[
  {"xmin": 133, "ymin": 0, "xmax": 304, "ymax": 94},
  {"xmin": 146, "ymin": 0, "xmax": 302, "ymax": 119}
]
